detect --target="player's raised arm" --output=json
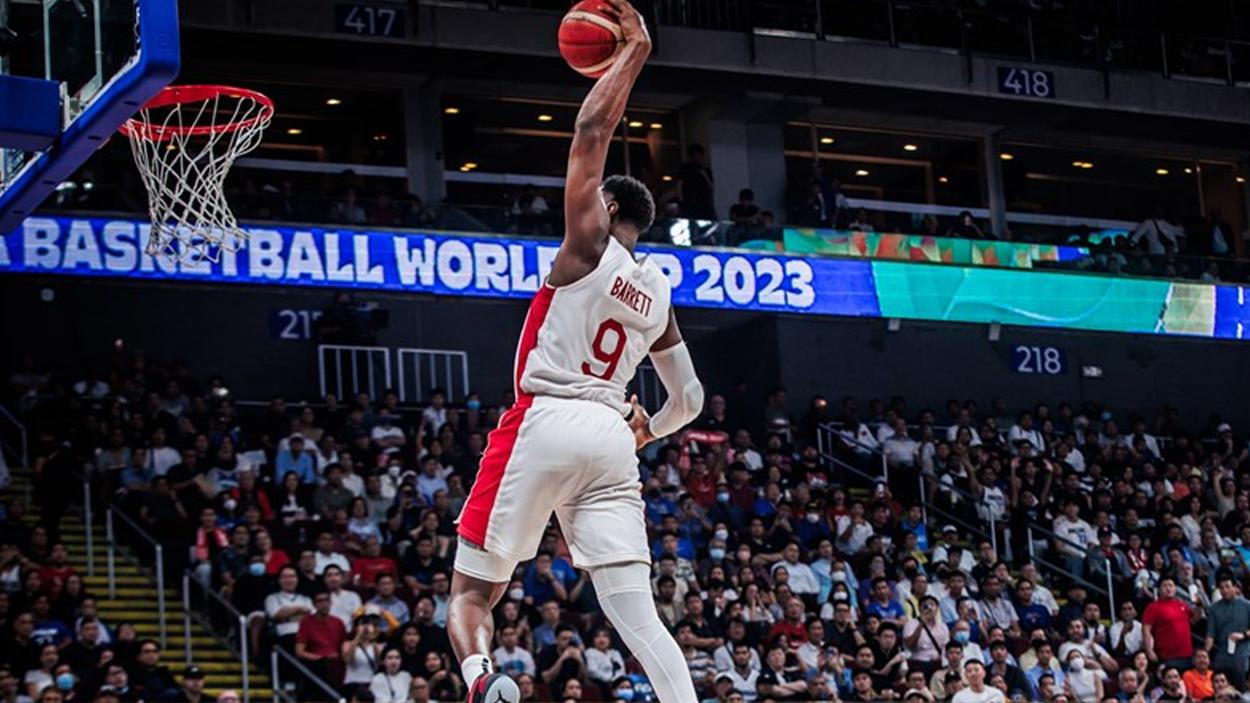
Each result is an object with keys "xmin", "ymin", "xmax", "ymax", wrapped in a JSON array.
[
  {"xmin": 630, "ymin": 309, "xmax": 704, "ymax": 448},
  {"xmin": 561, "ymin": 0, "xmax": 652, "ymax": 269}
]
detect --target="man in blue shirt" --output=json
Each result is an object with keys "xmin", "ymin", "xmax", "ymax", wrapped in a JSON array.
[
  {"xmin": 523, "ymin": 551, "xmax": 577, "ymax": 605},
  {"xmin": 275, "ymin": 435, "xmax": 316, "ymax": 484},
  {"xmin": 898, "ymin": 505, "xmax": 929, "ymax": 552},
  {"xmin": 1013, "ymin": 580, "xmax": 1051, "ymax": 632},
  {"xmin": 30, "ymin": 594, "xmax": 72, "ymax": 647},
  {"xmin": 864, "ymin": 577, "xmax": 906, "ymax": 627},
  {"xmin": 1024, "ymin": 639, "xmax": 1064, "ymax": 699}
]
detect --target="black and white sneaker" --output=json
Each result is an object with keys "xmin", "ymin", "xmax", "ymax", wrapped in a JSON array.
[{"xmin": 465, "ymin": 673, "xmax": 519, "ymax": 703}]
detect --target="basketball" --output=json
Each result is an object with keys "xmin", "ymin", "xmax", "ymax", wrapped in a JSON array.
[{"xmin": 558, "ymin": 1, "xmax": 623, "ymax": 79}]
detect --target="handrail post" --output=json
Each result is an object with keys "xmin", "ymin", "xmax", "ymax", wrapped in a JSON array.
[
  {"xmin": 240, "ymin": 614, "xmax": 250, "ymax": 703},
  {"xmin": 989, "ymin": 510, "xmax": 998, "ymax": 555},
  {"xmin": 1027, "ymin": 526, "xmax": 1035, "ymax": 562},
  {"xmin": 919, "ymin": 473, "xmax": 928, "ymax": 528},
  {"xmin": 156, "ymin": 544, "xmax": 167, "ymax": 649},
  {"xmin": 183, "ymin": 572, "xmax": 193, "ymax": 665},
  {"xmin": 1105, "ymin": 557, "xmax": 1116, "ymax": 618},
  {"xmin": 271, "ymin": 651, "xmax": 280, "ymax": 703},
  {"xmin": 83, "ymin": 478, "xmax": 94, "ymax": 576},
  {"xmin": 106, "ymin": 509, "xmax": 116, "ymax": 599}
]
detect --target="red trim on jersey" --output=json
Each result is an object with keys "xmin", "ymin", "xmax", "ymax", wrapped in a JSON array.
[
  {"xmin": 458, "ymin": 286, "xmax": 555, "ymax": 546},
  {"xmin": 457, "ymin": 404, "xmax": 527, "ymax": 546},
  {"xmin": 512, "ymin": 285, "xmax": 555, "ymax": 406}
]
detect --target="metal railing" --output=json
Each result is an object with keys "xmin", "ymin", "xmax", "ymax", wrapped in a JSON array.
[
  {"xmin": 80, "ymin": 473, "xmax": 94, "ymax": 576},
  {"xmin": 182, "ymin": 571, "xmax": 252, "ymax": 703},
  {"xmin": 817, "ymin": 422, "xmax": 998, "ymax": 555},
  {"xmin": 270, "ymin": 645, "xmax": 345, "ymax": 703},
  {"xmin": 318, "ymin": 344, "xmax": 392, "ymax": 401},
  {"xmin": 0, "ymin": 400, "xmax": 28, "ymax": 470},
  {"xmin": 1025, "ymin": 520, "xmax": 1114, "ymax": 617},
  {"xmin": 396, "ymin": 348, "xmax": 471, "ymax": 404},
  {"xmin": 105, "ymin": 506, "xmax": 167, "ymax": 647}
]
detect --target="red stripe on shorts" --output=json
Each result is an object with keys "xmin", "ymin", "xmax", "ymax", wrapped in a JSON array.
[{"xmin": 458, "ymin": 285, "xmax": 555, "ymax": 545}]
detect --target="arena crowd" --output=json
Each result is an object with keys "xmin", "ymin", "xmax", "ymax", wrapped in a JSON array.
[{"xmin": 2, "ymin": 353, "xmax": 1249, "ymax": 703}]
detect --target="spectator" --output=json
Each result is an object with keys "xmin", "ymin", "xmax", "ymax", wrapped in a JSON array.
[
  {"xmin": 1062, "ymin": 649, "xmax": 1103, "ymax": 703},
  {"xmin": 678, "ymin": 145, "xmax": 715, "ymax": 220},
  {"xmin": 342, "ymin": 615, "xmax": 385, "ymax": 692},
  {"xmin": 170, "ymin": 667, "xmax": 206, "ymax": 703},
  {"xmin": 493, "ymin": 623, "xmax": 536, "ymax": 678},
  {"xmin": 1129, "ymin": 208, "xmax": 1183, "ymax": 255},
  {"xmin": 266, "ymin": 566, "xmax": 313, "ymax": 651},
  {"xmin": 756, "ymin": 645, "xmax": 805, "ymax": 701},
  {"xmin": 296, "ymin": 591, "xmax": 347, "ymax": 684},
  {"xmin": 130, "ymin": 640, "xmax": 179, "ymax": 702},
  {"xmin": 1143, "ymin": 577, "xmax": 1197, "ymax": 669},
  {"xmin": 947, "ymin": 211, "xmax": 984, "ymax": 239},
  {"xmin": 370, "ymin": 648, "xmax": 411, "ymax": 703},
  {"xmin": 276, "ymin": 436, "xmax": 317, "ymax": 485},
  {"xmin": 584, "ymin": 628, "xmax": 626, "ymax": 686},
  {"xmin": 538, "ymin": 625, "xmax": 585, "ymax": 693},
  {"xmin": 1183, "ymin": 649, "xmax": 1215, "ymax": 701},
  {"xmin": 952, "ymin": 660, "xmax": 1004, "ymax": 703},
  {"xmin": 366, "ymin": 573, "xmax": 408, "ymax": 628},
  {"xmin": 330, "ymin": 188, "xmax": 368, "ymax": 225}
]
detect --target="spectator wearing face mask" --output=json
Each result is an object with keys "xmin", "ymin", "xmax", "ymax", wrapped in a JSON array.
[{"xmin": 1062, "ymin": 649, "xmax": 1102, "ymax": 703}]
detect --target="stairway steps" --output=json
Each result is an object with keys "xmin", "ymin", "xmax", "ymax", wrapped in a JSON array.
[
  {"xmin": 204, "ymin": 690, "xmax": 276, "ymax": 700},
  {"xmin": 7, "ymin": 484, "xmax": 269, "ymax": 695}
]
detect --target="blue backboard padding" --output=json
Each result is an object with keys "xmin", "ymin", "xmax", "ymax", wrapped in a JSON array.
[
  {"xmin": 0, "ymin": 0, "xmax": 180, "ymax": 232},
  {"xmin": 0, "ymin": 75, "xmax": 61, "ymax": 151}
]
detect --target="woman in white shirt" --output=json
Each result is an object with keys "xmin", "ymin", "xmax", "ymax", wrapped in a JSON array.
[
  {"xmin": 370, "ymin": 647, "xmax": 412, "ymax": 703},
  {"xmin": 1063, "ymin": 651, "xmax": 1103, "ymax": 703},
  {"xmin": 346, "ymin": 498, "xmax": 383, "ymax": 545},
  {"xmin": 584, "ymin": 628, "xmax": 627, "ymax": 685},
  {"xmin": 342, "ymin": 616, "xmax": 384, "ymax": 692},
  {"xmin": 25, "ymin": 644, "xmax": 59, "ymax": 698}
]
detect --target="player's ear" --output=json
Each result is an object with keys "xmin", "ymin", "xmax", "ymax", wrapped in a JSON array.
[{"xmin": 604, "ymin": 198, "xmax": 619, "ymax": 218}]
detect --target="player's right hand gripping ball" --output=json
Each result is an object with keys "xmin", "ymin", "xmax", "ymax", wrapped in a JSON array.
[{"xmin": 558, "ymin": 1, "xmax": 623, "ymax": 78}]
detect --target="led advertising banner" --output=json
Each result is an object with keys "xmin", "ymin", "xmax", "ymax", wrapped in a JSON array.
[{"xmin": 1, "ymin": 216, "xmax": 1247, "ymax": 341}]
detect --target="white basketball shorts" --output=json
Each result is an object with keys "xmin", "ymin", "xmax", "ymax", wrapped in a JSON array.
[{"xmin": 455, "ymin": 395, "xmax": 650, "ymax": 570}]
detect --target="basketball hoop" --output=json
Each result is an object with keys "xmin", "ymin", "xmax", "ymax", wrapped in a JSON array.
[{"xmin": 120, "ymin": 85, "xmax": 274, "ymax": 262}]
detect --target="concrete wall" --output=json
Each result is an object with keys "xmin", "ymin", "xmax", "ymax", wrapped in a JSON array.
[
  {"xmin": 181, "ymin": 1, "xmax": 1250, "ymax": 125},
  {"xmin": 3, "ymin": 276, "xmax": 1247, "ymax": 432}
]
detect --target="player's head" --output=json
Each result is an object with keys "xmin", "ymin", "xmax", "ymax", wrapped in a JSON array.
[{"xmin": 602, "ymin": 175, "xmax": 655, "ymax": 234}]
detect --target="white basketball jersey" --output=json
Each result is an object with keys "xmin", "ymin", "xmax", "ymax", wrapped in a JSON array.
[{"xmin": 516, "ymin": 236, "xmax": 671, "ymax": 413}]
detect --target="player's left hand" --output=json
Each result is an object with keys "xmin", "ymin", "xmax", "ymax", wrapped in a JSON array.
[{"xmin": 628, "ymin": 394, "xmax": 654, "ymax": 450}]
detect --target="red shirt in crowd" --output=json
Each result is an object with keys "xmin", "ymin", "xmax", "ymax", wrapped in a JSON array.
[
  {"xmin": 39, "ymin": 564, "xmax": 77, "ymax": 600},
  {"xmin": 768, "ymin": 619, "xmax": 808, "ymax": 648},
  {"xmin": 351, "ymin": 555, "xmax": 398, "ymax": 588},
  {"xmin": 262, "ymin": 549, "xmax": 291, "ymax": 576},
  {"xmin": 296, "ymin": 613, "xmax": 346, "ymax": 659},
  {"xmin": 1143, "ymin": 597, "xmax": 1193, "ymax": 660}
]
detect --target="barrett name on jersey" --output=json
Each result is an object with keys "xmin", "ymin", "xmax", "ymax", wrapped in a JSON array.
[{"xmin": 519, "ymin": 237, "xmax": 671, "ymax": 413}]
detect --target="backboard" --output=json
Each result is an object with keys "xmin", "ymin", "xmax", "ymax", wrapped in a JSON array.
[{"xmin": 0, "ymin": 0, "xmax": 179, "ymax": 233}]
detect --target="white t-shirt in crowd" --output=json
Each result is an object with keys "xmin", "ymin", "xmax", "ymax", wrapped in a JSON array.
[
  {"xmin": 952, "ymin": 685, "xmax": 1006, "ymax": 703},
  {"xmin": 330, "ymin": 588, "xmax": 363, "ymax": 628},
  {"xmin": 264, "ymin": 590, "xmax": 313, "ymax": 637},
  {"xmin": 149, "ymin": 446, "xmax": 182, "ymax": 476},
  {"xmin": 369, "ymin": 671, "xmax": 412, "ymax": 703},
  {"xmin": 493, "ymin": 645, "xmax": 537, "ymax": 677}
]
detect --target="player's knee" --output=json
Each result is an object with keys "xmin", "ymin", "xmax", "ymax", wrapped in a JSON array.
[{"xmin": 680, "ymin": 381, "xmax": 704, "ymax": 421}]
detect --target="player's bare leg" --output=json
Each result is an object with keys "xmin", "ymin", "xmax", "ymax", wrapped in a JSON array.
[
  {"xmin": 450, "ymin": 540, "xmax": 520, "ymax": 703},
  {"xmin": 448, "ymin": 571, "xmax": 506, "ymax": 662}
]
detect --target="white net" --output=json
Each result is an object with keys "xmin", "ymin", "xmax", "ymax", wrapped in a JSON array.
[{"xmin": 123, "ymin": 86, "xmax": 272, "ymax": 263}]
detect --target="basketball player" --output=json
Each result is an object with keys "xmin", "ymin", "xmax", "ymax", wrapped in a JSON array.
[{"xmin": 447, "ymin": 2, "xmax": 702, "ymax": 703}]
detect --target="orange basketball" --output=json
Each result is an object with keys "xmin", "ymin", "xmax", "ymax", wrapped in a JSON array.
[{"xmin": 558, "ymin": 1, "xmax": 623, "ymax": 79}]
